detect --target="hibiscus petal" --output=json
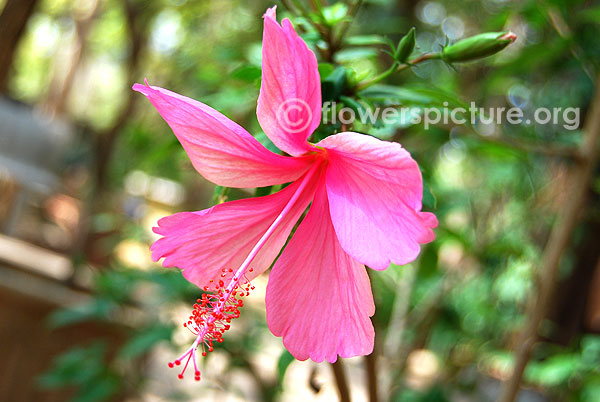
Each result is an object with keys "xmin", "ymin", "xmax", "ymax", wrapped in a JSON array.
[
  {"xmin": 266, "ymin": 180, "xmax": 375, "ymax": 362},
  {"xmin": 256, "ymin": 6, "xmax": 321, "ymax": 156},
  {"xmin": 151, "ymin": 168, "xmax": 321, "ymax": 288},
  {"xmin": 318, "ymin": 132, "xmax": 438, "ymax": 270},
  {"xmin": 133, "ymin": 82, "xmax": 313, "ymax": 188}
]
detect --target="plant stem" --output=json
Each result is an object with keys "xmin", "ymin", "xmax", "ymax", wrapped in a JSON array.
[
  {"xmin": 280, "ymin": 0, "xmax": 298, "ymax": 14},
  {"xmin": 334, "ymin": 0, "xmax": 363, "ymax": 50},
  {"xmin": 330, "ymin": 360, "xmax": 352, "ymax": 402},
  {"xmin": 354, "ymin": 53, "xmax": 441, "ymax": 91},
  {"xmin": 308, "ymin": 0, "xmax": 323, "ymax": 13},
  {"xmin": 290, "ymin": 0, "xmax": 311, "ymax": 15},
  {"xmin": 498, "ymin": 73, "xmax": 600, "ymax": 402},
  {"xmin": 365, "ymin": 351, "xmax": 379, "ymax": 402}
]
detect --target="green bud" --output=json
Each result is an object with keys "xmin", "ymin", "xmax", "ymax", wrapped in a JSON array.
[
  {"xmin": 442, "ymin": 31, "xmax": 517, "ymax": 63},
  {"xmin": 395, "ymin": 27, "xmax": 416, "ymax": 63}
]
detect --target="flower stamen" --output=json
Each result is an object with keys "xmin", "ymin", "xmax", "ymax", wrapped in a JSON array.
[{"xmin": 168, "ymin": 162, "xmax": 321, "ymax": 381}]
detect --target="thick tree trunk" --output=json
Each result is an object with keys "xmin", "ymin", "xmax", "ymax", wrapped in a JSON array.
[{"xmin": 0, "ymin": 0, "xmax": 39, "ymax": 93}]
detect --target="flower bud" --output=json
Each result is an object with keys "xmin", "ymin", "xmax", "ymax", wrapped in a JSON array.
[
  {"xmin": 395, "ymin": 27, "xmax": 416, "ymax": 63},
  {"xmin": 442, "ymin": 31, "xmax": 517, "ymax": 63}
]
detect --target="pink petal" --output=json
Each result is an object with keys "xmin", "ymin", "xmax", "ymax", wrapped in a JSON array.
[
  {"xmin": 266, "ymin": 180, "xmax": 375, "ymax": 363},
  {"xmin": 151, "ymin": 168, "xmax": 321, "ymax": 288},
  {"xmin": 133, "ymin": 82, "xmax": 313, "ymax": 188},
  {"xmin": 318, "ymin": 132, "xmax": 438, "ymax": 270},
  {"xmin": 256, "ymin": 7, "xmax": 321, "ymax": 156}
]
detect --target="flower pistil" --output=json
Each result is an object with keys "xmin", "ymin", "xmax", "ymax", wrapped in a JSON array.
[{"xmin": 168, "ymin": 161, "xmax": 322, "ymax": 380}]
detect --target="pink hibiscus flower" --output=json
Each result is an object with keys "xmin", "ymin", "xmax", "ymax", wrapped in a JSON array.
[{"xmin": 133, "ymin": 6, "xmax": 437, "ymax": 381}]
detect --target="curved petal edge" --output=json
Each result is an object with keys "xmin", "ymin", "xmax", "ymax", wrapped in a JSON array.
[
  {"xmin": 256, "ymin": 7, "xmax": 321, "ymax": 156},
  {"xmin": 318, "ymin": 132, "xmax": 438, "ymax": 270},
  {"xmin": 266, "ymin": 180, "xmax": 375, "ymax": 362},
  {"xmin": 134, "ymin": 81, "xmax": 313, "ymax": 188}
]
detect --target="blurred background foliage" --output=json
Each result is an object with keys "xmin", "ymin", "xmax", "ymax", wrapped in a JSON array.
[{"xmin": 0, "ymin": 0, "xmax": 599, "ymax": 401}]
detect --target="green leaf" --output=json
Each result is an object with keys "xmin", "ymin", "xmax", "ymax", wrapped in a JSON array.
[
  {"xmin": 38, "ymin": 342, "xmax": 107, "ymax": 388},
  {"xmin": 582, "ymin": 379, "xmax": 600, "ymax": 402},
  {"xmin": 119, "ymin": 324, "xmax": 173, "ymax": 359},
  {"xmin": 577, "ymin": 6, "xmax": 600, "ymax": 24},
  {"xmin": 276, "ymin": 350, "xmax": 295, "ymax": 384},
  {"xmin": 254, "ymin": 131, "xmax": 280, "ymax": 153},
  {"xmin": 231, "ymin": 65, "xmax": 261, "ymax": 83},
  {"xmin": 72, "ymin": 374, "xmax": 119, "ymax": 402},
  {"xmin": 255, "ymin": 185, "xmax": 273, "ymax": 197},
  {"xmin": 581, "ymin": 335, "xmax": 600, "ymax": 368},
  {"xmin": 370, "ymin": 270, "xmax": 398, "ymax": 328},
  {"xmin": 95, "ymin": 269, "xmax": 138, "ymax": 302},
  {"xmin": 335, "ymin": 47, "xmax": 379, "ymax": 62},
  {"xmin": 359, "ymin": 84, "xmax": 468, "ymax": 109},
  {"xmin": 48, "ymin": 299, "xmax": 117, "ymax": 328},
  {"xmin": 417, "ymin": 242, "xmax": 439, "ymax": 279},
  {"xmin": 345, "ymin": 35, "xmax": 388, "ymax": 46},
  {"xmin": 339, "ymin": 95, "xmax": 367, "ymax": 115},
  {"xmin": 212, "ymin": 185, "xmax": 230, "ymax": 205},
  {"xmin": 322, "ymin": 3, "xmax": 348, "ymax": 26},
  {"xmin": 321, "ymin": 66, "xmax": 347, "ymax": 101},
  {"xmin": 422, "ymin": 181, "xmax": 437, "ymax": 209},
  {"xmin": 466, "ymin": 138, "xmax": 526, "ymax": 161},
  {"xmin": 359, "ymin": 85, "xmax": 434, "ymax": 106},
  {"xmin": 526, "ymin": 354, "xmax": 580, "ymax": 387},
  {"xmin": 318, "ymin": 62, "xmax": 335, "ymax": 80},
  {"xmin": 409, "ymin": 87, "xmax": 469, "ymax": 109},
  {"xmin": 150, "ymin": 270, "xmax": 199, "ymax": 301},
  {"xmin": 38, "ymin": 341, "xmax": 120, "ymax": 402}
]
